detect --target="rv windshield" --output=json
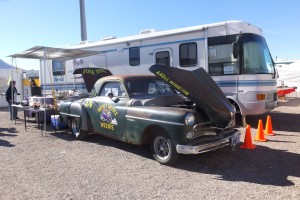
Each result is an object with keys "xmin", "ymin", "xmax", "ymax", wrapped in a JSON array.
[{"xmin": 243, "ymin": 34, "xmax": 274, "ymax": 75}]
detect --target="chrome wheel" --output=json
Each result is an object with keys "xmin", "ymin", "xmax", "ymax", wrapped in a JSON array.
[
  {"xmin": 151, "ymin": 133, "xmax": 179, "ymax": 165},
  {"xmin": 153, "ymin": 136, "xmax": 170, "ymax": 160},
  {"xmin": 70, "ymin": 118, "xmax": 88, "ymax": 140},
  {"xmin": 71, "ymin": 118, "xmax": 80, "ymax": 138}
]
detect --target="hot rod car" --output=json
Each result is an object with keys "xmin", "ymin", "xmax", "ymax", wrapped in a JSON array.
[{"xmin": 59, "ymin": 65, "xmax": 240, "ymax": 165}]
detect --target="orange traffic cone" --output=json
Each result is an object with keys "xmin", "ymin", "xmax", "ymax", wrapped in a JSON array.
[
  {"xmin": 255, "ymin": 119, "xmax": 268, "ymax": 142},
  {"xmin": 264, "ymin": 115, "xmax": 275, "ymax": 136},
  {"xmin": 240, "ymin": 125, "xmax": 256, "ymax": 149}
]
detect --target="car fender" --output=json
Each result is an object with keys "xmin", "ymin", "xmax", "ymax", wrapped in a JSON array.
[
  {"xmin": 125, "ymin": 107, "xmax": 189, "ymax": 145},
  {"xmin": 68, "ymin": 102, "xmax": 92, "ymax": 131},
  {"xmin": 142, "ymin": 124, "xmax": 187, "ymax": 146}
]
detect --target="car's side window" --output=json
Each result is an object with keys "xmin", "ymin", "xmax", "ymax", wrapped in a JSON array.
[
  {"xmin": 148, "ymin": 82, "xmax": 159, "ymax": 94},
  {"xmin": 99, "ymin": 82, "xmax": 127, "ymax": 97}
]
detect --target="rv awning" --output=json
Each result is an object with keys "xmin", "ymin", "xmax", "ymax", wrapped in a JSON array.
[{"xmin": 9, "ymin": 46, "xmax": 100, "ymax": 61}]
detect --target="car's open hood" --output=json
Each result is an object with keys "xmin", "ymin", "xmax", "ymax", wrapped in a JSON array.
[
  {"xmin": 73, "ymin": 68, "xmax": 112, "ymax": 92},
  {"xmin": 149, "ymin": 64, "xmax": 234, "ymax": 128}
]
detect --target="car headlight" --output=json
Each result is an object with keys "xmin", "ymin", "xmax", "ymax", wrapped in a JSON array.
[{"xmin": 185, "ymin": 113, "xmax": 195, "ymax": 126}]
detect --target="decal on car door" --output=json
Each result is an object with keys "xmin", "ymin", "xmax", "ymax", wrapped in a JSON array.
[{"xmin": 97, "ymin": 104, "xmax": 118, "ymax": 130}]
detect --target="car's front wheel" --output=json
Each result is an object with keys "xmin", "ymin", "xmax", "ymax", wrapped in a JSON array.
[
  {"xmin": 151, "ymin": 132, "xmax": 179, "ymax": 165},
  {"xmin": 70, "ymin": 117, "xmax": 88, "ymax": 140}
]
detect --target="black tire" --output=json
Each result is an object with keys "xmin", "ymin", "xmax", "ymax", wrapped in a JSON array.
[
  {"xmin": 151, "ymin": 132, "xmax": 179, "ymax": 165},
  {"xmin": 70, "ymin": 117, "xmax": 89, "ymax": 140}
]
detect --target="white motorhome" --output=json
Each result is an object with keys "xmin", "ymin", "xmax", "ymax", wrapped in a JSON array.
[{"xmin": 41, "ymin": 21, "xmax": 277, "ymax": 123}]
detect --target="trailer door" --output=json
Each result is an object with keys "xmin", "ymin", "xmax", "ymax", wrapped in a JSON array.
[{"xmin": 153, "ymin": 48, "xmax": 172, "ymax": 66}]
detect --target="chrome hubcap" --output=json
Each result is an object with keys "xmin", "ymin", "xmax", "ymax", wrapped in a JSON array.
[
  {"xmin": 154, "ymin": 136, "xmax": 170, "ymax": 160},
  {"xmin": 71, "ymin": 118, "xmax": 79, "ymax": 136}
]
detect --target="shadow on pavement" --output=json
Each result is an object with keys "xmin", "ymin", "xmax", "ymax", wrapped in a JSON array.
[
  {"xmin": 175, "ymin": 145, "xmax": 300, "ymax": 187},
  {"xmin": 0, "ymin": 139, "xmax": 15, "ymax": 147},
  {"xmin": 244, "ymin": 113, "xmax": 300, "ymax": 132},
  {"xmin": 0, "ymin": 127, "xmax": 18, "ymax": 147},
  {"xmin": 0, "ymin": 127, "xmax": 18, "ymax": 134},
  {"xmin": 50, "ymin": 128, "xmax": 300, "ymax": 187},
  {"xmin": 50, "ymin": 130, "xmax": 152, "ymax": 160}
]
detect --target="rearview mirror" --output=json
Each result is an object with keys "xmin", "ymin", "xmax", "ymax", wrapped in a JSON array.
[{"xmin": 232, "ymin": 36, "xmax": 241, "ymax": 59}]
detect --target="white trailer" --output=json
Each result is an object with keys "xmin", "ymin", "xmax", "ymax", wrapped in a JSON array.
[{"xmin": 40, "ymin": 20, "xmax": 277, "ymax": 122}]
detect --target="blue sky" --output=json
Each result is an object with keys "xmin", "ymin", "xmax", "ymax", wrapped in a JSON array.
[{"xmin": 1, "ymin": 0, "xmax": 300, "ymax": 70}]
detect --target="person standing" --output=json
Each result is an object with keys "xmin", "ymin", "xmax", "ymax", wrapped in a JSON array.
[
  {"xmin": 30, "ymin": 79, "xmax": 37, "ymax": 87},
  {"xmin": 5, "ymin": 80, "xmax": 19, "ymax": 120}
]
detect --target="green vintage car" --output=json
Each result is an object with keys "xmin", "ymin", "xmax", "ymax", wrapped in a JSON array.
[{"xmin": 59, "ymin": 65, "xmax": 240, "ymax": 165}]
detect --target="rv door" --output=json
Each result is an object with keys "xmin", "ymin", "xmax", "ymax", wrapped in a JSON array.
[{"xmin": 153, "ymin": 48, "xmax": 173, "ymax": 66}]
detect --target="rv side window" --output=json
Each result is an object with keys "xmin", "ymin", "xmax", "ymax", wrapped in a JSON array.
[
  {"xmin": 52, "ymin": 60, "xmax": 65, "ymax": 76},
  {"xmin": 155, "ymin": 51, "xmax": 170, "ymax": 66},
  {"xmin": 129, "ymin": 47, "xmax": 140, "ymax": 66},
  {"xmin": 179, "ymin": 42, "xmax": 197, "ymax": 67}
]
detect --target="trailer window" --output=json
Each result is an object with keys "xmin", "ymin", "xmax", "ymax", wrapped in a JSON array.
[
  {"xmin": 179, "ymin": 42, "xmax": 197, "ymax": 67},
  {"xmin": 129, "ymin": 47, "xmax": 140, "ymax": 66},
  {"xmin": 52, "ymin": 60, "xmax": 65, "ymax": 76},
  {"xmin": 155, "ymin": 51, "xmax": 170, "ymax": 66}
]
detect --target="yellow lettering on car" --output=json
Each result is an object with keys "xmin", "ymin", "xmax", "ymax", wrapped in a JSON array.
[
  {"xmin": 84, "ymin": 100, "xmax": 93, "ymax": 108},
  {"xmin": 95, "ymin": 68, "xmax": 108, "ymax": 74},
  {"xmin": 83, "ymin": 68, "xmax": 108, "ymax": 75},
  {"xmin": 156, "ymin": 71, "xmax": 169, "ymax": 82},
  {"xmin": 100, "ymin": 122, "xmax": 114, "ymax": 130},
  {"xmin": 98, "ymin": 104, "xmax": 118, "ymax": 116},
  {"xmin": 155, "ymin": 71, "xmax": 189, "ymax": 96},
  {"xmin": 83, "ymin": 68, "xmax": 95, "ymax": 75}
]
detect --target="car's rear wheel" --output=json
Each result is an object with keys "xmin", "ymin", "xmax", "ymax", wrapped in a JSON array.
[
  {"xmin": 70, "ymin": 117, "xmax": 88, "ymax": 140},
  {"xmin": 151, "ymin": 132, "xmax": 179, "ymax": 165}
]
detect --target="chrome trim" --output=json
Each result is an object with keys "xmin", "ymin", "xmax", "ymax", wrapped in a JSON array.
[
  {"xmin": 226, "ymin": 111, "xmax": 236, "ymax": 129},
  {"xmin": 60, "ymin": 112, "xmax": 81, "ymax": 118},
  {"xmin": 176, "ymin": 130, "xmax": 241, "ymax": 154},
  {"xmin": 193, "ymin": 121, "xmax": 211, "ymax": 130},
  {"xmin": 125, "ymin": 115, "xmax": 184, "ymax": 126}
]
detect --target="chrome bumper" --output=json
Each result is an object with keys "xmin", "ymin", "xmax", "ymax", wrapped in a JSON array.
[{"xmin": 176, "ymin": 130, "xmax": 241, "ymax": 154}]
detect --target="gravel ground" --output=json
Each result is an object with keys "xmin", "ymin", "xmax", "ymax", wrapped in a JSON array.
[{"xmin": 0, "ymin": 98, "xmax": 300, "ymax": 200}]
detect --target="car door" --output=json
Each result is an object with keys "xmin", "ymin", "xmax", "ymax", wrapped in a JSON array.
[{"xmin": 91, "ymin": 81, "xmax": 128, "ymax": 141}]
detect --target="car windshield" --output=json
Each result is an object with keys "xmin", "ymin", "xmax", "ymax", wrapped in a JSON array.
[
  {"xmin": 126, "ymin": 77, "xmax": 176, "ymax": 97},
  {"xmin": 243, "ymin": 34, "xmax": 275, "ymax": 75}
]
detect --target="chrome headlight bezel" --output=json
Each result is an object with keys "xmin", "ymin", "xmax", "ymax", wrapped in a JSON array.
[
  {"xmin": 186, "ymin": 131, "xmax": 194, "ymax": 139},
  {"xmin": 185, "ymin": 113, "xmax": 195, "ymax": 126},
  {"xmin": 226, "ymin": 105, "xmax": 236, "ymax": 128}
]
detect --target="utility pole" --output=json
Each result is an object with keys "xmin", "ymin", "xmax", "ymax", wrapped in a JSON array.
[{"xmin": 79, "ymin": 0, "xmax": 87, "ymax": 41}]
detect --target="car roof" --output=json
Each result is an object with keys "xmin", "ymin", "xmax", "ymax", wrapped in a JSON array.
[{"xmin": 101, "ymin": 74, "xmax": 157, "ymax": 82}]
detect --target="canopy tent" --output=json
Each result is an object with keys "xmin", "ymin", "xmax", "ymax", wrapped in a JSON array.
[
  {"xmin": 9, "ymin": 46, "xmax": 100, "ymax": 61},
  {"xmin": 9, "ymin": 46, "xmax": 101, "ymax": 135},
  {"xmin": 0, "ymin": 59, "xmax": 15, "ymax": 69}
]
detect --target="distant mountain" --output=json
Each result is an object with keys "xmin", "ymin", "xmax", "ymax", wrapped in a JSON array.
[{"xmin": 0, "ymin": 59, "xmax": 15, "ymax": 69}]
